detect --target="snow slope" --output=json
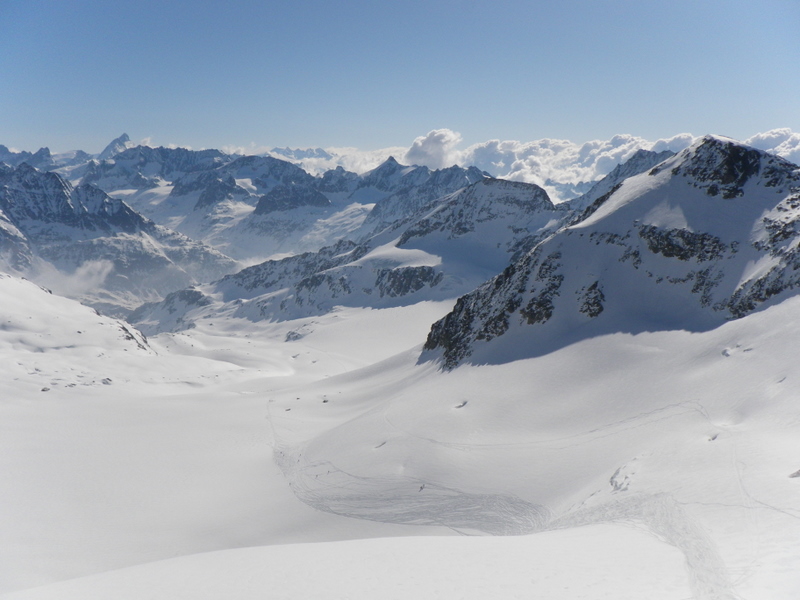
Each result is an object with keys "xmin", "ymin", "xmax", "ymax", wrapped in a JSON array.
[
  {"xmin": 5, "ymin": 272, "xmax": 800, "ymax": 598},
  {"xmin": 2, "ymin": 525, "xmax": 691, "ymax": 600},
  {"xmin": 424, "ymin": 136, "xmax": 800, "ymax": 367},
  {"xmin": 4, "ymin": 133, "xmax": 800, "ymax": 600},
  {"xmin": 0, "ymin": 275, "xmax": 455, "ymax": 593}
]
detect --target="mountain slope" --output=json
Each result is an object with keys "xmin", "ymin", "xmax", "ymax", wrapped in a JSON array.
[
  {"xmin": 423, "ymin": 136, "xmax": 800, "ymax": 368},
  {"xmin": 130, "ymin": 178, "xmax": 567, "ymax": 332},
  {"xmin": 0, "ymin": 163, "xmax": 237, "ymax": 315}
]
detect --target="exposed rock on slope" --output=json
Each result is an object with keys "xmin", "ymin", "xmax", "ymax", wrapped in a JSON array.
[
  {"xmin": 423, "ymin": 136, "xmax": 800, "ymax": 368},
  {"xmin": 0, "ymin": 163, "xmax": 237, "ymax": 315},
  {"xmin": 130, "ymin": 178, "xmax": 567, "ymax": 332},
  {"xmin": 81, "ymin": 146, "xmax": 231, "ymax": 192}
]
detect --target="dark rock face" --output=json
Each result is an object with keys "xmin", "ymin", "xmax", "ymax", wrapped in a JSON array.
[
  {"xmin": 193, "ymin": 176, "xmax": 247, "ymax": 210},
  {"xmin": 375, "ymin": 266, "xmax": 443, "ymax": 298},
  {"xmin": 520, "ymin": 252, "xmax": 563, "ymax": 325},
  {"xmin": 161, "ymin": 288, "xmax": 213, "ymax": 314},
  {"xmin": 578, "ymin": 281, "xmax": 605, "ymax": 317},
  {"xmin": 254, "ymin": 184, "xmax": 331, "ymax": 214},
  {"xmin": 216, "ymin": 239, "xmax": 366, "ymax": 298},
  {"xmin": 316, "ymin": 166, "xmax": 359, "ymax": 194},
  {"xmin": 638, "ymin": 226, "xmax": 728, "ymax": 262},
  {"xmin": 423, "ymin": 256, "xmax": 532, "ymax": 369},
  {"xmin": 671, "ymin": 136, "xmax": 796, "ymax": 199}
]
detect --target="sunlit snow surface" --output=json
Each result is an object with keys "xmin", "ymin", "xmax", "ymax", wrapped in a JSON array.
[{"xmin": 1, "ymin": 273, "xmax": 800, "ymax": 599}]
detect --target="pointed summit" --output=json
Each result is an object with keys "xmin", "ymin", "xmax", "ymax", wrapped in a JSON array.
[
  {"xmin": 99, "ymin": 133, "xmax": 132, "ymax": 160},
  {"xmin": 369, "ymin": 156, "xmax": 402, "ymax": 173},
  {"xmin": 668, "ymin": 135, "xmax": 799, "ymax": 199}
]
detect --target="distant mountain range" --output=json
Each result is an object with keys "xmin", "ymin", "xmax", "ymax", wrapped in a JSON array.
[
  {"xmin": 4, "ymin": 132, "xmax": 800, "ymax": 600},
  {"xmin": 3, "ymin": 133, "xmax": 800, "ymax": 349}
]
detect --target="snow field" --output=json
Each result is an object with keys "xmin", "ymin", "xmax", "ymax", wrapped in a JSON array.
[
  {"xmin": 1, "ymin": 525, "xmax": 692, "ymax": 600},
  {"xmin": 2, "ymin": 269, "xmax": 800, "ymax": 598}
]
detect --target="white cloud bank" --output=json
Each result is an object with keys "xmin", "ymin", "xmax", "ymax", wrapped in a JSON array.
[
  {"xmin": 30, "ymin": 260, "xmax": 115, "ymax": 297},
  {"xmin": 745, "ymin": 128, "xmax": 800, "ymax": 165},
  {"xmin": 262, "ymin": 128, "xmax": 799, "ymax": 202},
  {"xmin": 405, "ymin": 128, "xmax": 464, "ymax": 170}
]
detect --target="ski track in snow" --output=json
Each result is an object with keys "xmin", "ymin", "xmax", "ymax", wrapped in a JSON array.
[
  {"xmin": 270, "ymin": 397, "xmax": 740, "ymax": 600},
  {"xmin": 276, "ymin": 448, "xmax": 549, "ymax": 536},
  {"xmin": 276, "ymin": 444, "xmax": 738, "ymax": 599},
  {"xmin": 551, "ymin": 494, "xmax": 738, "ymax": 600}
]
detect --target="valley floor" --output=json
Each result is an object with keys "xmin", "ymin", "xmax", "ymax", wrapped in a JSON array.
[{"xmin": 1, "ymin": 280, "xmax": 799, "ymax": 599}]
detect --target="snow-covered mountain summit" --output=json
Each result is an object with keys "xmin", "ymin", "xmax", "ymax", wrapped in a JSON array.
[
  {"xmin": 423, "ymin": 135, "xmax": 800, "ymax": 368},
  {"xmin": 98, "ymin": 133, "xmax": 134, "ymax": 161}
]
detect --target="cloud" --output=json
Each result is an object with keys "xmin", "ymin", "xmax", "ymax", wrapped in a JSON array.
[
  {"xmin": 404, "ymin": 129, "xmax": 463, "ymax": 169},
  {"xmin": 459, "ymin": 134, "xmax": 677, "ymax": 187},
  {"xmin": 651, "ymin": 133, "xmax": 695, "ymax": 154},
  {"xmin": 307, "ymin": 146, "xmax": 407, "ymax": 175},
  {"xmin": 31, "ymin": 260, "xmax": 115, "ymax": 298},
  {"xmin": 745, "ymin": 129, "xmax": 800, "ymax": 165},
  {"xmin": 236, "ymin": 128, "xmax": 795, "ymax": 202},
  {"xmin": 221, "ymin": 142, "xmax": 273, "ymax": 156}
]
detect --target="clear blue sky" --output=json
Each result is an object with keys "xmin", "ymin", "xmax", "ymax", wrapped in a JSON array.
[{"xmin": 1, "ymin": 0, "xmax": 798, "ymax": 153}]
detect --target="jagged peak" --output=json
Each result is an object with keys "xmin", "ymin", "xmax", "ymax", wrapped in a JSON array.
[
  {"xmin": 369, "ymin": 156, "xmax": 405, "ymax": 173},
  {"xmin": 668, "ymin": 134, "xmax": 799, "ymax": 198},
  {"xmin": 679, "ymin": 134, "xmax": 766, "ymax": 163},
  {"xmin": 98, "ymin": 133, "xmax": 132, "ymax": 160}
]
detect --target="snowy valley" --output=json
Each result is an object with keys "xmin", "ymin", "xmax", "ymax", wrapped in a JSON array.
[{"xmin": 2, "ymin": 133, "xmax": 800, "ymax": 599}]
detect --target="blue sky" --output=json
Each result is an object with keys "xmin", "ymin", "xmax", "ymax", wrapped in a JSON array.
[{"xmin": 1, "ymin": 0, "xmax": 798, "ymax": 153}]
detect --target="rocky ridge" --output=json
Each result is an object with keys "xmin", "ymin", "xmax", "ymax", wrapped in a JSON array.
[
  {"xmin": 130, "ymin": 177, "xmax": 567, "ymax": 332},
  {"xmin": 422, "ymin": 136, "xmax": 800, "ymax": 368}
]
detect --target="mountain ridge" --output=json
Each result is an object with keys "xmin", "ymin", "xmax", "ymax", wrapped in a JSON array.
[{"xmin": 422, "ymin": 135, "xmax": 800, "ymax": 368}]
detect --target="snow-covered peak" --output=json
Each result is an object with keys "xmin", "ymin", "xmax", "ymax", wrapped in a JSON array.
[
  {"xmin": 567, "ymin": 148, "xmax": 675, "ymax": 214},
  {"xmin": 422, "ymin": 136, "xmax": 800, "ymax": 369},
  {"xmin": 132, "ymin": 174, "xmax": 566, "ymax": 332},
  {"xmin": 0, "ymin": 162, "xmax": 78, "ymax": 220},
  {"xmin": 83, "ymin": 145, "xmax": 232, "ymax": 192},
  {"xmin": 356, "ymin": 156, "xmax": 421, "ymax": 191},
  {"xmin": 98, "ymin": 133, "xmax": 133, "ymax": 160},
  {"xmin": 666, "ymin": 134, "xmax": 800, "ymax": 199}
]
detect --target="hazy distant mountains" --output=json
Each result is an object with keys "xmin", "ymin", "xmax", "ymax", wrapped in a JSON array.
[
  {"xmin": 0, "ymin": 136, "xmax": 493, "ymax": 314},
  {"xmin": 0, "ymin": 162, "xmax": 236, "ymax": 315}
]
